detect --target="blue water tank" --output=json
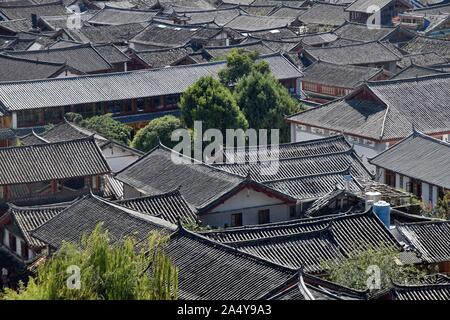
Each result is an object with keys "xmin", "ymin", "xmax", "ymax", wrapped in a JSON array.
[{"xmin": 373, "ymin": 201, "xmax": 391, "ymax": 227}]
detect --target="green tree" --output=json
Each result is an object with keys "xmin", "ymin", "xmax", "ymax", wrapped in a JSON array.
[
  {"xmin": 218, "ymin": 49, "xmax": 259, "ymax": 86},
  {"xmin": 131, "ymin": 115, "xmax": 182, "ymax": 152},
  {"xmin": 234, "ymin": 63, "xmax": 303, "ymax": 142},
  {"xmin": 323, "ymin": 246, "xmax": 424, "ymax": 294},
  {"xmin": 435, "ymin": 191, "xmax": 450, "ymax": 220},
  {"xmin": 179, "ymin": 76, "xmax": 248, "ymax": 132},
  {"xmin": 80, "ymin": 114, "xmax": 132, "ymax": 145},
  {"xmin": 64, "ymin": 112, "xmax": 83, "ymax": 124},
  {"xmin": 1, "ymin": 224, "xmax": 178, "ymax": 300}
]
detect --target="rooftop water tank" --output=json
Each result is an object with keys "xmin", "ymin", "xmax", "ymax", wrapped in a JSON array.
[
  {"xmin": 365, "ymin": 191, "xmax": 382, "ymax": 210},
  {"xmin": 373, "ymin": 201, "xmax": 391, "ymax": 228}
]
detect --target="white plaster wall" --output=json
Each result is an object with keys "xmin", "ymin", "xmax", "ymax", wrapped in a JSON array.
[
  {"xmin": 212, "ymin": 187, "xmax": 285, "ymax": 212},
  {"xmin": 432, "ymin": 186, "xmax": 439, "ymax": 207},
  {"xmin": 200, "ymin": 187, "xmax": 291, "ymax": 228},
  {"xmin": 123, "ymin": 183, "xmax": 143, "ymax": 199},
  {"xmin": 421, "ymin": 182, "xmax": 430, "ymax": 204},
  {"xmin": 201, "ymin": 203, "xmax": 290, "ymax": 228},
  {"xmin": 101, "ymin": 146, "xmax": 141, "ymax": 173}
]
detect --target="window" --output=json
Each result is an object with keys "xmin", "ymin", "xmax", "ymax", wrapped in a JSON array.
[
  {"xmin": 165, "ymin": 94, "xmax": 179, "ymax": 108},
  {"xmin": 385, "ymin": 170, "xmax": 396, "ymax": 188},
  {"xmin": 231, "ymin": 213, "xmax": 242, "ymax": 227},
  {"xmin": 258, "ymin": 209, "xmax": 270, "ymax": 224},
  {"xmin": 124, "ymin": 100, "xmax": 133, "ymax": 113},
  {"xmin": 152, "ymin": 97, "xmax": 162, "ymax": 109},
  {"xmin": 311, "ymin": 127, "xmax": 324, "ymax": 134},
  {"xmin": 21, "ymin": 241, "xmax": 28, "ymax": 260},
  {"xmin": 429, "ymin": 185, "xmax": 433, "ymax": 204},
  {"xmin": 289, "ymin": 205, "xmax": 297, "ymax": 219},
  {"xmin": 9, "ymin": 233, "xmax": 16, "ymax": 252},
  {"xmin": 63, "ymin": 177, "xmax": 86, "ymax": 190},
  {"xmin": 321, "ymin": 85, "xmax": 335, "ymax": 96},
  {"xmin": 136, "ymin": 98, "xmax": 146, "ymax": 112},
  {"xmin": 409, "ymin": 179, "xmax": 422, "ymax": 198},
  {"xmin": 107, "ymin": 101, "xmax": 122, "ymax": 114},
  {"xmin": 399, "ymin": 175, "xmax": 404, "ymax": 189}
]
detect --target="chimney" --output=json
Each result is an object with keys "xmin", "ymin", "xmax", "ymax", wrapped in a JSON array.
[{"xmin": 31, "ymin": 14, "xmax": 39, "ymax": 32}]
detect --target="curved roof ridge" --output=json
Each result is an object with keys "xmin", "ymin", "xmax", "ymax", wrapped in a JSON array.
[
  {"xmin": 224, "ymin": 224, "xmax": 334, "ymax": 246},
  {"xmin": 260, "ymin": 166, "xmax": 355, "ymax": 184},
  {"xmin": 172, "ymin": 223, "xmax": 298, "ymax": 273}
]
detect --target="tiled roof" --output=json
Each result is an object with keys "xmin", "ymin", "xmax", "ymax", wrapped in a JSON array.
[
  {"xmin": 264, "ymin": 170, "xmax": 363, "ymax": 201},
  {"xmin": 172, "ymin": 7, "xmax": 241, "ymax": 26},
  {"xmin": 0, "ymin": 54, "xmax": 66, "ymax": 81},
  {"xmin": 297, "ymin": 2, "xmax": 347, "ymax": 26},
  {"xmin": 224, "ymin": 13, "xmax": 295, "ymax": 31},
  {"xmin": 223, "ymin": 134, "xmax": 352, "ymax": 163},
  {"xmin": 301, "ymin": 61, "xmax": 382, "ymax": 88},
  {"xmin": 93, "ymin": 43, "xmax": 131, "ymax": 64},
  {"xmin": 65, "ymin": 23, "xmax": 147, "ymax": 44},
  {"xmin": 0, "ymin": 1, "xmax": 69, "ymax": 20},
  {"xmin": 269, "ymin": 5, "xmax": 307, "ymax": 18},
  {"xmin": 228, "ymin": 227, "xmax": 346, "ymax": 273},
  {"xmin": 402, "ymin": 35, "xmax": 450, "ymax": 59},
  {"xmin": 21, "ymin": 120, "xmax": 108, "ymax": 146},
  {"xmin": 397, "ymin": 220, "xmax": 450, "ymax": 264},
  {"xmin": 246, "ymin": 26, "xmax": 298, "ymax": 40},
  {"xmin": 304, "ymin": 41, "xmax": 401, "ymax": 65},
  {"xmin": 0, "ymin": 137, "xmax": 110, "ymax": 185},
  {"xmin": 166, "ymin": 225, "xmax": 297, "ymax": 300},
  {"xmin": 203, "ymin": 40, "xmax": 274, "ymax": 59},
  {"xmin": 116, "ymin": 145, "xmax": 244, "ymax": 208},
  {"xmin": 0, "ymin": 53, "xmax": 301, "ymax": 112},
  {"xmin": 391, "ymin": 283, "xmax": 450, "ymax": 300},
  {"xmin": 6, "ymin": 44, "xmax": 112, "ymax": 73},
  {"xmin": 345, "ymin": 0, "xmax": 395, "ymax": 13},
  {"xmin": 88, "ymin": 7, "xmax": 159, "ymax": 25},
  {"xmin": 214, "ymin": 148, "xmax": 372, "ymax": 182},
  {"xmin": 333, "ymin": 21, "xmax": 397, "ymax": 42},
  {"xmin": 32, "ymin": 194, "xmax": 176, "ymax": 250},
  {"xmin": 200, "ymin": 210, "xmax": 400, "ymax": 255},
  {"xmin": 117, "ymin": 189, "xmax": 197, "ymax": 224},
  {"xmin": 390, "ymin": 64, "xmax": 445, "ymax": 80},
  {"xmin": 130, "ymin": 22, "xmax": 218, "ymax": 47},
  {"xmin": 370, "ymin": 131, "xmax": 450, "ymax": 189},
  {"xmin": 8, "ymin": 202, "xmax": 71, "ymax": 247},
  {"xmin": 0, "ymin": 18, "xmax": 31, "ymax": 33},
  {"xmin": 397, "ymin": 52, "xmax": 448, "ymax": 69},
  {"xmin": 287, "ymin": 74, "xmax": 450, "ymax": 141},
  {"xmin": 132, "ymin": 46, "xmax": 193, "ymax": 68}
]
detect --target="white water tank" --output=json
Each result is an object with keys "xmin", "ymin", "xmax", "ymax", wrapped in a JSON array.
[{"xmin": 365, "ymin": 191, "xmax": 382, "ymax": 210}]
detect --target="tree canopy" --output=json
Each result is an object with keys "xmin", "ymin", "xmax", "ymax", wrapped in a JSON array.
[
  {"xmin": 80, "ymin": 114, "xmax": 132, "ymax": 145},
  {"xmin": 234, "ymin": 62, "xmax": 302, "ymax": 142},
  {"xmin": 218, "ymin": 49, "xmax": 259, "ymax": 86},
  {"xmin": 1, "ymin": 225, "xmax": 178, "ymax": 300},
  {"xmin": 179, "ymin": 76, "xmax": 248, "ymax": 132},
  {"xmin": 131, "ymin": 115, "xmax": 182, "ymax": 152},
  {"xmin": 323, "ymin": 246, "xmax": 424, "ymax": 294}
]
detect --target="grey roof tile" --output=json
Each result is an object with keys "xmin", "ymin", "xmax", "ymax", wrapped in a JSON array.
[
  {"xmin": 370, "ymin": 131, "xmax": 450, "ymax": 189},
  {"xmin": 32, "ymin": 194, "xmax": 176, "ymax": 250},
  {"xmin": 0, "ymin": 137, "xmax": 110, "ymax": 185}
]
